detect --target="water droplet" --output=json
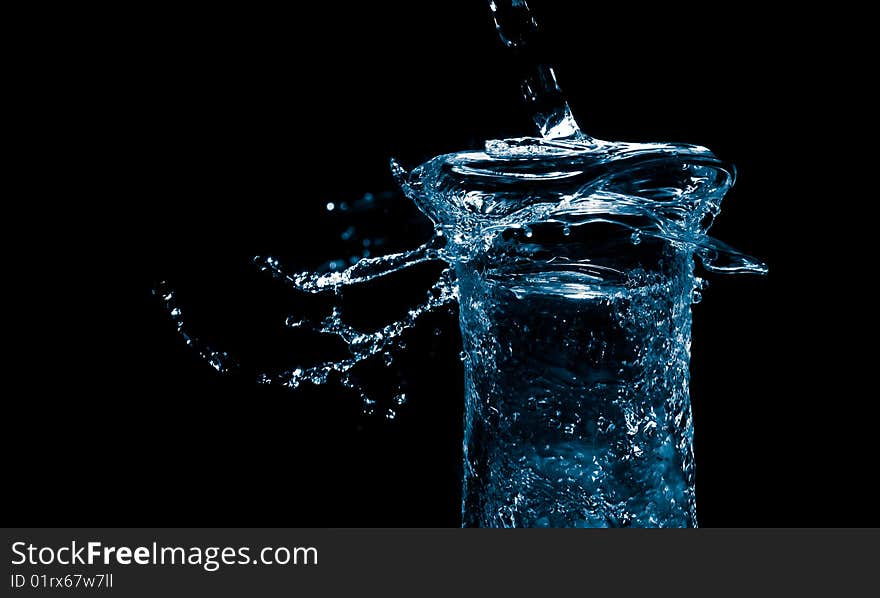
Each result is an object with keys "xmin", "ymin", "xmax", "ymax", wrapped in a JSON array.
[
  {"xmin": 562, "ymin": 225, "xmax": 571, "ymax": 236},
  {"xmin": 692, "ymin": 289, "xmax": 703, "ymax": 304},
  {"xmin": 362, "ymin": 398, "xmax": 376, "ymax": 416},
  {"xmin": 385, "ymin": 409, "xmax": 396, "ymax": 420},
  {"xmin": 393, "ymin": 393, "xmax": 408, "ymax": 405},
  {"xmin": 631, "ymin": 231, "xmax": 642, "ymax": 245}
]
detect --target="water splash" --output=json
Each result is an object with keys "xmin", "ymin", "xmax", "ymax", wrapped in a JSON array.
[
  {"xmin": 388, "ymin": 127, "xmax": 765, "ymax": 527},
  {"xmin": 254, "ymin": 253, "xmax": 456, "ymax": 395},
  {"xmin": 153, "ymin": 283, "xmax": 235, "ymax": 373},
  {"xmin": 254, "ymin": 235, "xmax": 443, "ymax": 294},
  {"xmin": 399, "ymin": 137, "xmax": 767, "ymax": 275},
  {"xmin": 154, "ymin": 0, "xmax": 766, "ymax": 527},
  {"xmin": 156, "ymin": 1, "xmax": 764, "ymax": 412}
]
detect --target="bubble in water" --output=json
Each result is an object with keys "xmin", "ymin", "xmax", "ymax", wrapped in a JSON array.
[{"xmin": 393, "ymin": 393, "xmax": 408, "ymax": 406}]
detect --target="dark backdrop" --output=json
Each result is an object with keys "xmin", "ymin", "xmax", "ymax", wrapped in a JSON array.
[{"xmin": 10, "ymin": 2, "xmax": 870, "ymax": 526}]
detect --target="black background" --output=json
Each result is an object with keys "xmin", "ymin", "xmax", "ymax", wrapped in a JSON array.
[{"xmin": 10, "ymin": 2, "xmax": 872, "ymax": 526}]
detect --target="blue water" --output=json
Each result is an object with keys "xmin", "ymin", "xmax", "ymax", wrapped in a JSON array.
[
  {"xmin": 157, "ymin": 0, "xmax": 766, "ymax": 527},
  {"xmin": 397, "ymin": 133, "xmax": 764, "ymax": 527},
  {"xmin": 458, "ymin": 266, "xmax": 696, "ymax": 527}
]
